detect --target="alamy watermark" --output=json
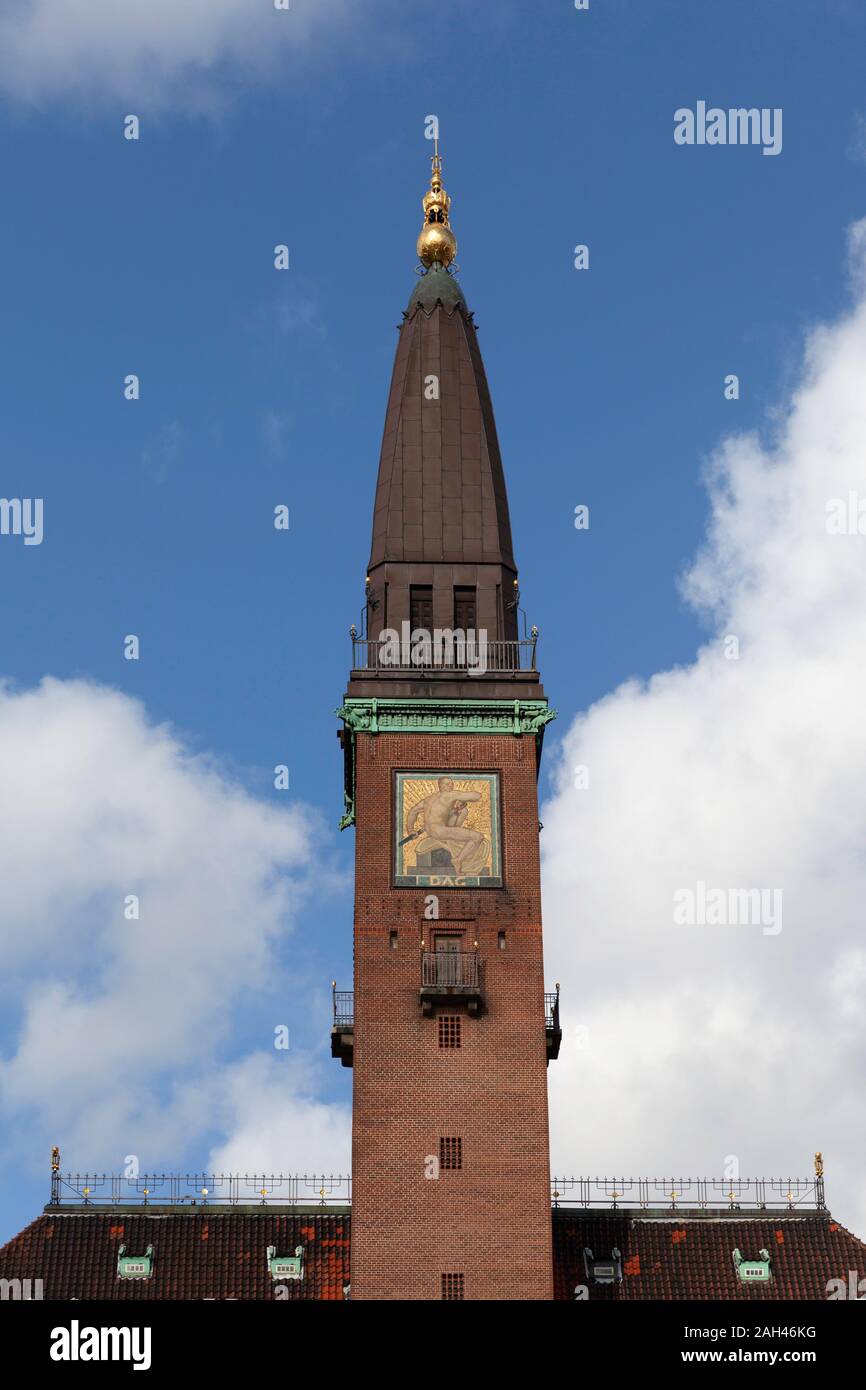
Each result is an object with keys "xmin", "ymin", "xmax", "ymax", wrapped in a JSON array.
[
  {"xmin": 826, "ymin": 492, "xmax": 866, "ymax": 534},
  {"xmin": 674, "ymin": 880, "xmax": 782, "ymax": 936},
  {"xmin": 1, "ymin": 1277, "xmax": 43, "ymax": 1299},
  {"xmin": 50, "ymin": 1322, "xmax": 151, "ymax": 1371},
  {"xmin": 0, "ymin": 497, "xmax": 43, "ymax": 545},
  {"xmin": 376, "ymin": 622, "xmax": 489, "ymax": 675},
  {"xmin": 826, "ymin": 1270, "xmax": 866, "ymax": 1299},
  {"xmin": 675, "ymin": 103, "xmax": 782, "ymax": 157}
]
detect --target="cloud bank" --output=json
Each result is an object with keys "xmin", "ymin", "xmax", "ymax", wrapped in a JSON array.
[
  {"xmin": 543, "ymin": 220, "xmax": 866, "ymax": 1233},
  {"xmin": 0, "ymin": 0, "xmax": 349, "ymax": 109},
  {"xmin": 0, "ymin": 677, "xmax": 349, "ymax": 1178}
]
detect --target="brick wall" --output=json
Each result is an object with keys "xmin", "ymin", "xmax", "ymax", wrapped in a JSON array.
[{"xmin": 350, "ymin": 731, "xmax": 554, "ymax": 1301}]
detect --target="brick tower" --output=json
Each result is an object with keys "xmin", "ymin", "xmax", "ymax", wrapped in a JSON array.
[{"xmin": 333, "ymin": 145, "xmax": 559, "ymax": 1301}]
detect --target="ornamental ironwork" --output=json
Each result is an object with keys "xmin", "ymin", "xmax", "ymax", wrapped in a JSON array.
[
  {"xmin": 47, "ymin": 1157, "xmax": 825, "ymax": 1213},
  {"xmin": 49, "ymin": 1169, "xmax": 351, "ymax": 1208},
  {"xmin": 550, "ymin": 1175, "xmax": 826, "ymax": 1211}
]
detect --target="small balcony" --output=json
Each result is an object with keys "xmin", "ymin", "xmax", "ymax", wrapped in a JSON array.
[
  {"xmin": 420, "ymin": 950, "xmax": 482, "ymax": 1016},
  {"xmin": 545, "ymin": 984, "xmax": 562, "ymax": 1063},
  {"xmin": 330, "ymin": 978, "xmax": 562, "ymax": 1067},
  {"xmin": 350, "ymin": 632, "xmax": 538, "ymax": 678},
  {"xmin": 330, "ymin": 985, "xmax": 354, "ymax": 1068}
]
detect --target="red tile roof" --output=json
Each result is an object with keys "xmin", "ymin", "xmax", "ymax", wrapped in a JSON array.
[
  {"xmin": 552, "ymin": 1209, "xmax": 866, "ymax": 1300},
  {"xmin": 0, "ymin": 1209, "xmax": 349, "ymax": 1301},
  {"xmin": 2, "ymin": 1205, "xmax": 862, "ymax": 1300}
]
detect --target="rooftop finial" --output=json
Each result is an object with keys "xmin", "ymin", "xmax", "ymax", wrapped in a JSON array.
[{"xmin": 417, "ymin": 139, "xmax": 457, "ymax": 270}]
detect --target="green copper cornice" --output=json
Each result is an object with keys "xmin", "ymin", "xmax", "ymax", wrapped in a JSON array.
[
  {"xmin": 337, "ymin": 697, "xmax": 556, "ymax": 737},
  {"xmin": 335, "ymin": 698, "xmax": 556, "ymax": 829}
]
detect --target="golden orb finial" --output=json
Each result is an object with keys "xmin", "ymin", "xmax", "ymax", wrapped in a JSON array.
[{"xmin": 417, "ymin": 137, "xmax": 457, "ymax": 269}]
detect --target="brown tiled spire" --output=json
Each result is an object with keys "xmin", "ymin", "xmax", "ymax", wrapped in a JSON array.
[
  {"xmin": 362, "ymin": 149, "xmax": 527, "ymax": 683},
  {"xmin": 369, "ymin": 268, "xmax": 516, "ymax": 575}
]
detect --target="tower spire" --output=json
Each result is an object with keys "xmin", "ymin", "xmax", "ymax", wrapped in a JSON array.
[
  {"xmin": 417, "ymin": 140, "xmax": 457, "ymax": 269},
  {"xmin": 337, "ymin": 152, "xmax": 555, "ymax": 1303}
]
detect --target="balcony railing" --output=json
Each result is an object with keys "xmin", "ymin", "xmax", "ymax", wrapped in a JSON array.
[
  {"xmin": 420, "ymin": 949, "xmax": 482, "ymax": 1015},
  {"xmin": 421, "ymin": 950, "xmax": 479, "ymax": 990},
  {"xmin": 544, "ymin": 988, "xmax": 560, "ymax": 1032},
  {"xmin": 545, "ymin": 984, "xmax": 562, "ymax": 1063},
  {"xmin": 331, "ymin": 984, "xmax": 354, "ymax": 1067},
  {"xmin": 333, "ymin": 990, "xmax": 354, "ymax": 1028},
  {"xmin": 332, "ymin": 977, "xmax": 561, "ymax": 1058},
  {"xmin": 350, "ymin": 633, "xmax": 537, "ymax": 675}
]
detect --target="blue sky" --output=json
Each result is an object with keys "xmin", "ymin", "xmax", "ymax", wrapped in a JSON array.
[{"xmin": 2, "ymin": 0, "xmax": 866, "ymax": 1244}]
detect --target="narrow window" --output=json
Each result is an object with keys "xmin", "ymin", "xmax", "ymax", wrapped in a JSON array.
[
  {"xmin": 453, "ymin": 585, "xmax": 477, "ymax": 632},
  {"xmin": 389, "ymin": 930, "xmax": 398, "ymax": 950},
  {"xmin": 438, "ymin": 1015, "xmax": 461, "ymax": 1049},
  {"xmin": 410, "ymin": 585, "xmax": 433, "ymax": 632},
  {"xmin": 439, "ymin": 1136, "xmax": 462, "ymax": 1171},
  {"xmin": 441, "ymin": 1272, "xmax": 465, "ymax": 1301},
  {"xmin": 498, "ymin": 930, "xmax": 506, "ymax": 951}
]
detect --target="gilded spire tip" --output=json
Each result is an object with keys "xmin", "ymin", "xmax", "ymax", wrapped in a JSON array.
[{"xmin": 417, "ymin": 138, "xmax": 456, "ymax": 270}]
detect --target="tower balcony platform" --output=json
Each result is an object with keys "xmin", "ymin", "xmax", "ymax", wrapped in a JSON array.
[
  {"xmin": 350, "ymin": 634, "xmax": 538, "ymax": 677},
  {"xmin": 545, "ymin": 984, "xmax": 562, "ymax": 1063},
  {"xmin": 420, "ymin": 949, "xmax": 482, "ymax": 1015},
  {"xmin": 330, "ymin": 987, "xmax": 354, "ymax": 1068},
  {"xmin": 345, "ymin": 631, "xmax": 546, "ymax": 702},
  {"xmin": 330, "ymin": 978, "xmax": 562, "ymax": 1066}
]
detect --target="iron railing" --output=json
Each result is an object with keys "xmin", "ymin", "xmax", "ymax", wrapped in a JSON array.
[
  {"xmin": 421, "ymin": 950, "xmax": 479, "ymax": 989},
  {"xmin": 49, "ymin": 1171, "xmax": 352, "ymax": 1208},
  {"xmin": 332, "ymin": 987, "xmax": 561, "ymax": 1031},
  {"xmin": 550, "ymin": 1175, "xmax": 826, "ymax": 1211},
  {"xmin": 332, "ymin": 988, "xmax": 354, "ymax": 1028},
  {"xmin": 46, "ymin": 1159, "xmax": 826, "ymax": 1212},
  {"xmin": 350, "ymin": 634, "xmax": 537, "ymax": 675},
  {"xmin": 544, "ymin": 985, "xmax": 560, "ymax": 1032}
]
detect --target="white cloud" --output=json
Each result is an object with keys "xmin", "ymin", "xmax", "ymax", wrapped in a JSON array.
[
  {"xmin": 0, "ymin": 677, "xmax": 348, "ymax": 1176},
  {"xmin": 205, "ymin": 1053, "xmax": 350, "ymax": 1178},
  {"xmin": 262, "ymin": 409, "xmax": 290, "ymax": 459},
  {"xmin": 543, "ymin": 219, "xmax": 866, "ymax": 1235},
  {"xmin": 0, "ymin": 0, "xmax": 349, "ymax": 109},
  {"xmin": 847, "ymin": 112, "xmax": 866, "ymax": 166},
  {"xmin": 274, "ymin": 280, "xmax": 326, "ymax": 337}
]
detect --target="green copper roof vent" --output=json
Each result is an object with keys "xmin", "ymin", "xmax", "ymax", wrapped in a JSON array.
[
  {"xmin": 732, "ymin": 1247, "xmax": 772, "ymax": 1282},
  {"xmin": 267, "ymin": 1244, "xmax": 304, "ymax": 1282},
  {"xmin": 583, "ymin": 1246, "xmax": 622, "ymax": 1285},
  {"xmin": 117, "ymin": 1243, "xmax": 154, "ymax": 1280}
]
